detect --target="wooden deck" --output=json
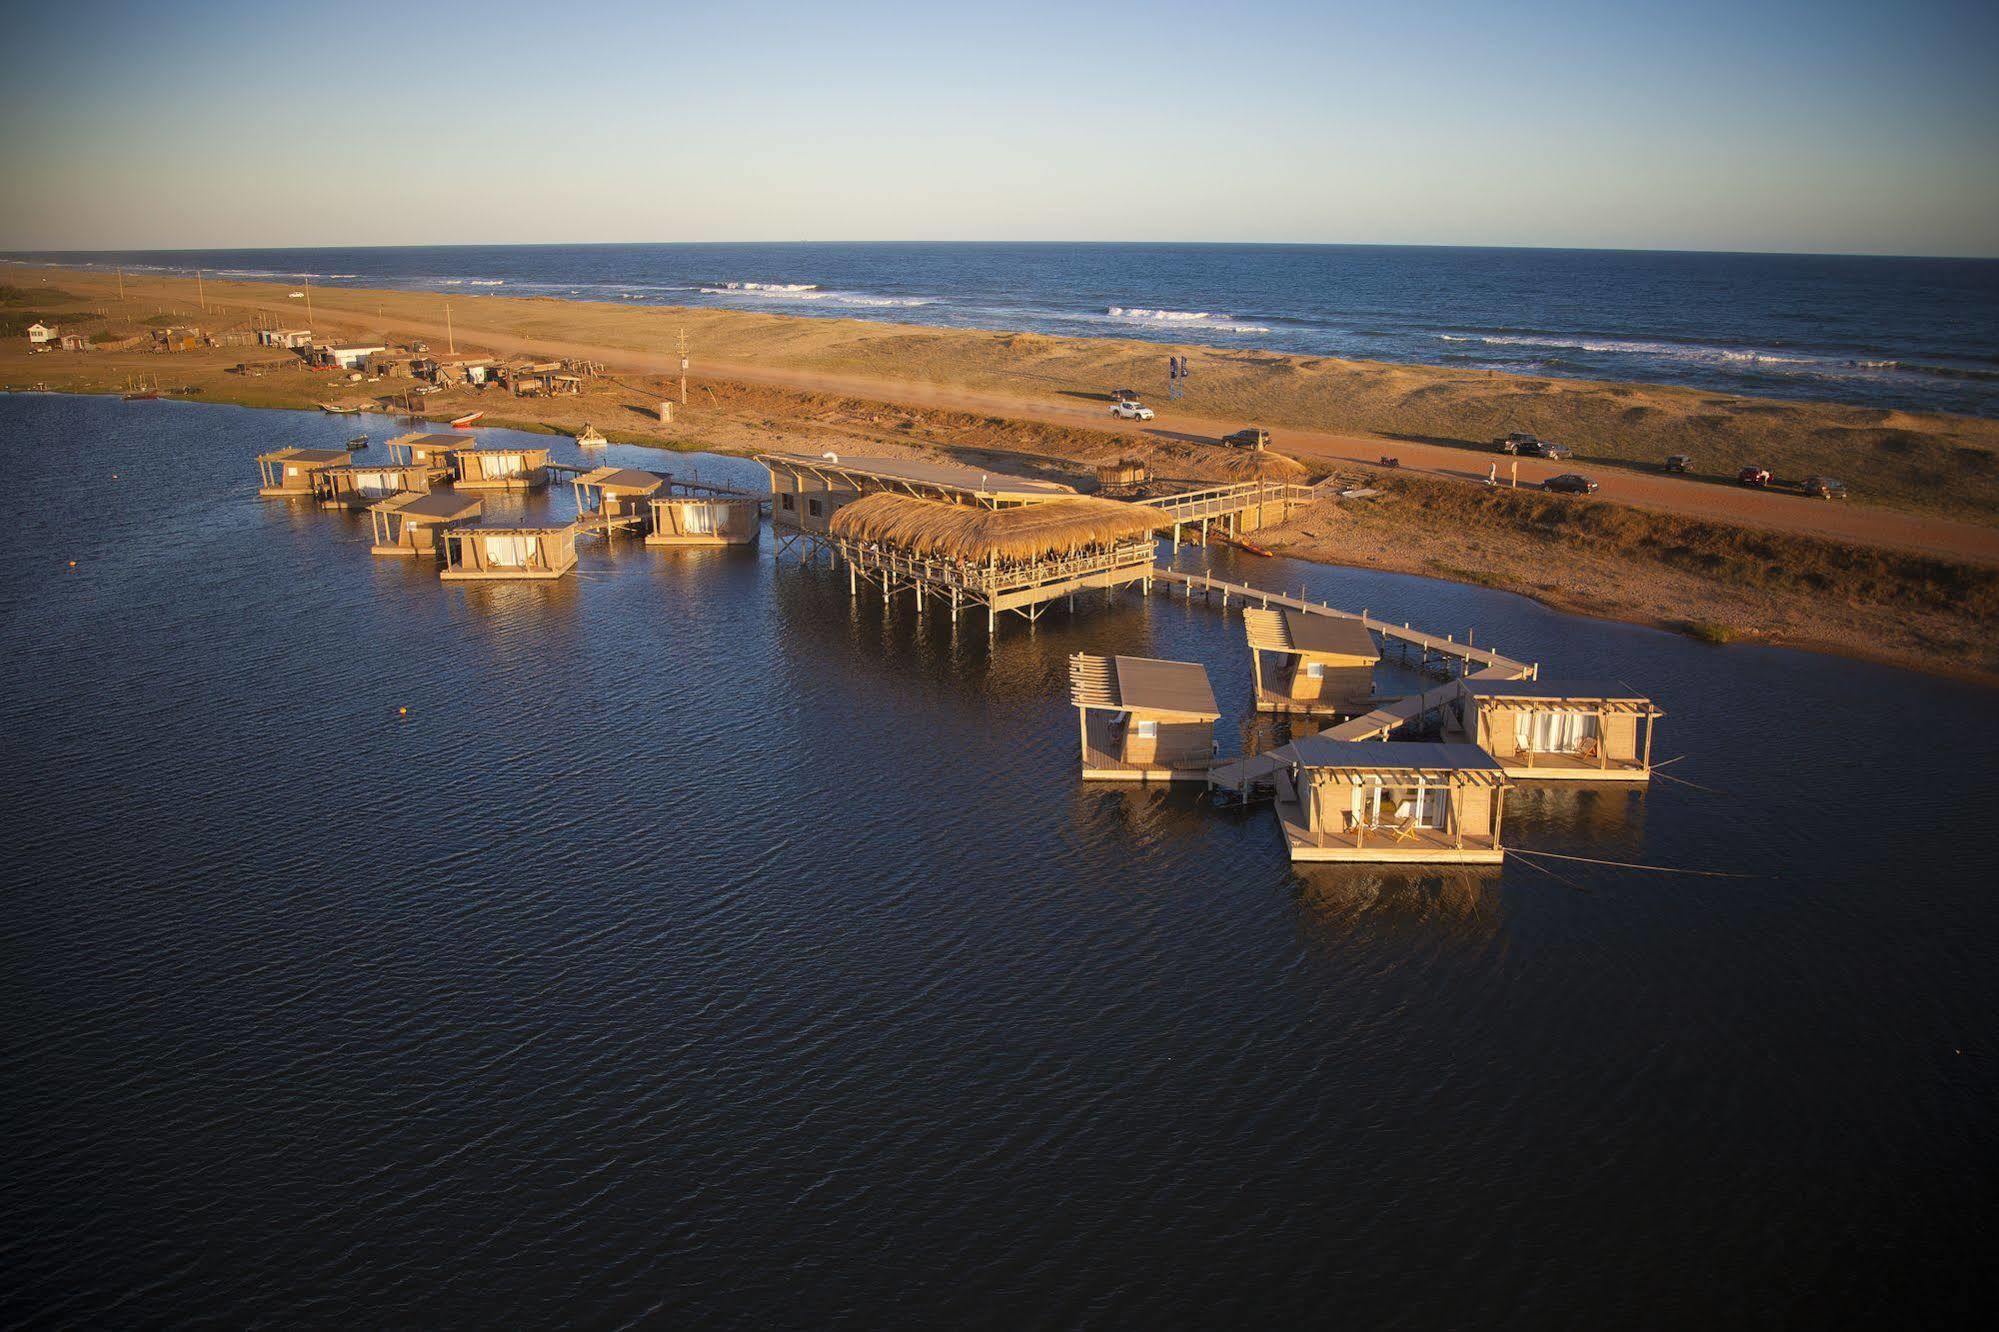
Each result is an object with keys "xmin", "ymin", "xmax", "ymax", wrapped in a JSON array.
[{"xmin": 1272, "ymin": 774, "xmax": 1504, "ymax": 864}]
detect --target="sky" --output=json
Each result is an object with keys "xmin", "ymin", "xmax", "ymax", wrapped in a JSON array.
[{"xmin": 2, "ymin": 0, "xmax": 1996, "ymax": 257}]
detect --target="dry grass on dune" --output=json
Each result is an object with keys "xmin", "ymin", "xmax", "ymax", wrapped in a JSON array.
[{"xmin": 1260, "ymin": 470, "xmax": 1999, "ymax": 677}]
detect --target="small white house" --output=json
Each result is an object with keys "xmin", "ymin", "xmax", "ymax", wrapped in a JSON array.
[
  {"xmin": 26, "ymin": 322, "xmax": 55, "ymax": 344},
  {"xmin": 323, "ymin": 343, "xmax": 386, "ymax": 370},
  {"xmin": 260, "ymin": 328, "xmax": 313, "ymax": 349}
]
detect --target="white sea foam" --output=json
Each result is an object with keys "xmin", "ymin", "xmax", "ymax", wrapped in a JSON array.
[
  {"xmin": 1435, "ymin": 331, "xmax": 1849, "ymax": 372},
  {"xmin": 698, "ymin": 284, "xmax": 930, "ymax": 308},
  {"xmin": 1106, "ymin": 306, "xmax": 1272, "ymax": 333}
]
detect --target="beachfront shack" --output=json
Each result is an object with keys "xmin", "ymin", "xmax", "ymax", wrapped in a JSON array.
[
  {"xmin": 256, "ymin": 446, "xmax": 352, "ymax": 498},
  {"xmin": 439, "ymin": 523, "xmax": 578, "ymax": 581},
  {"xmin": 1068, "ymin": 654, "xmax": 1221, "ymax": 781},
  {"xmin": 1447, "ymin": 679, "xmax": 1663, "ymax": 781},
  {"xmin": 312, "ymin": 461, "xmax": 435, "ymax": 509},
  {"xmin": 26, "ymin": 322, "xmax": 55, "ymax": 345},
  {"xmin": 385, "ymin": 432, "xmax": 476, "ymax": 473},
  {"xmin": 369, "ymin": 490, "xmax": 482, "ymax": 558},
  {"xmin": 759, "ymin": 452, "xmax": 1158, "ymax": 630},
  {"xmin": 572, "ymin": 466, "xmax": 662, "ymax": 534},
  {"xmin": 260, "ymin": 328, "xmax": 312, "ymax": 349},
  {"xmin": 647, "ymin": 492, "xmax": 762, "ymax": 547},
  {"xmin": 452, "ymin": 446, "xmax": 551, "ymax": 491},
  {"xmin": 1243, "ymin": 607, "xmax": 1381, "ymax": 715},
  {"xmin": 1276, "ymin": 739, "xmax": 1508, "ymax": 864}
]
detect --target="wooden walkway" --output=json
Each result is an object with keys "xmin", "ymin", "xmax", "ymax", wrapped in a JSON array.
[{"xmin": 1146, "ymin": 568, "xmax": 1538, "ymax": 794}]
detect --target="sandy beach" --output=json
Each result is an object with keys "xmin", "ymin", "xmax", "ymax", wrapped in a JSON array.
[{"xmin": 6, "ymin": 263, "xmax": 1997, "ymax": 680}]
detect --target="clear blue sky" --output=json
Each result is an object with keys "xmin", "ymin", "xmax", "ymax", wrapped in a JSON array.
[{"xmin": 4, "ymin": 0, "xmax": 1995, "ymax": 256}]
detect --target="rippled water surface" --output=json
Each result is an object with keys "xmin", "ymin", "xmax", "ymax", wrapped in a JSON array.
[{"xmin": 3, "ymin": 395, "xmax": 1995, "ymax": 1327}]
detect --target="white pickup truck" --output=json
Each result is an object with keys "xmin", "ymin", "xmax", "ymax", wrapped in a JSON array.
[{"xmin": 1110, "ymin": 401, "xmax": 1155, "ymax": 421}]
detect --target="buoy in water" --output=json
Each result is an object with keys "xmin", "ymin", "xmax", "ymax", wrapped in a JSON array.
[{"xmin": 398, "ymin": 707, "xmax": 408, "ymax": 716}]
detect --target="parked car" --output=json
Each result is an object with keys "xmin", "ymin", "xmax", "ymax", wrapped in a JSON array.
[
  {"xmin": 1222, "ymin": 427, "xmax": 1269, "ymax": 451},
  {"xmin": 1738, "ymin": 465, "xmax": 1772, "ymax": 488},
  {"xmin": 1110, "ymin": 400, "xmax": 1155, "ymax": 421},
  {"xmin": 1665, "ymin": 454, "xmax": 1692, "ymax": 473},
  {"xmin": 1543, "ymin": 473, "xmax": 1598, "ymax": 495},
  {"xmin": 1496, "ymin": 432, "xmax": 1572, "ymax": 459},
  {"xmin": 1804, "ymin": 475, "xmax": 1848, "ymax": 499},
  {"xmin": 1110, "ymin": 387, "xmax": 1141, "ymax": 403}
]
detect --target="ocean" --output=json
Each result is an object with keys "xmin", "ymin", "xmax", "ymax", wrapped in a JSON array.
[
  {"xmin": 7, "ymin": 242, "xmax": 1997, "ymax": 417},
  {"xmin": 3, "ymin": 394, "xmax": 1995, "ymax": 1325}
]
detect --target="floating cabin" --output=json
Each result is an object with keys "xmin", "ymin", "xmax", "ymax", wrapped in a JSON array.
[
  {"xmin": 1445, "ymin": 679, "xmax": 1664, "ymax": 781},
  {"xmin": 452, "ymin": 446, "xmax": 551, "ymax": 491},
  {"xmin": 369, "ymin": 490, "xmax": 482, "ymax": 558},
  {"xmin": 386, "ymin": 432, "xmax": 477, "ymax": 474},
  {"xmin": 1068, "ymin": 654, "xmax": 1221, "ymax": 781},
  {"xmin": 312, "ymin": 462, "xmax": 435, "ymax": 510},
  {"xmin": 439, "ymin": 524, "xmax": 578, "ymax": 581},
  {"xmin": 757, "ymin": 453, "xmax": 1161, "ymax": 631},
  {"xmin": 1243, "ymin": 607, "xmax": 1382, "ymax": 715},
  {"xmin": 647, "ymin": 486, "xmax": 762, "ymax": 547},
  {"xmin": 1275, "ymin": 739, "xmax": 1508, "ymax": 864},
  {"xmin": 572, "ymin": 467, "xmax": 662, "ymax": 536},
  {"xmin": 256, "ymin": 447, "xmax": 352, "ymax": 498}
]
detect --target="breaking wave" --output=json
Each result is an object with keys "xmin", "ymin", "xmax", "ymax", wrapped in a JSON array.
[{"xmin": 1106, "ymin": 307, "xmax": 1272, "ymax": 333}]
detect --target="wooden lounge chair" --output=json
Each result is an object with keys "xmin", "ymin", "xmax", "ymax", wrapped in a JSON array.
[{"xmin": 1384, "ymin": 816, "xmax": 1420, "ymax": 842}]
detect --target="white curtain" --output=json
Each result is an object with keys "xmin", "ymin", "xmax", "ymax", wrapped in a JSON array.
[
  {"xmin": 483, "ymin": 535, "xmax": 534, "ymax": 567},
  {"xmin": 682, "ymin": 503, "xmax": 717, "ymax": 535},
  {"xmin": 489, "ymin": 453, "xmax": 524, "ymax": 477},
  {"xmin": 1517, "ymin": 710, "xmax": 1598, "ymax": 753}
]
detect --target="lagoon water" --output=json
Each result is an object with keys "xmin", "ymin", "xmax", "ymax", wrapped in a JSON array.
[
  {"xmin": 9, "ymin": 242, "xmax": 1998, "ymax": 417},
  {"xmin": 2, "ymin": 395, "xmax": 1996, "ymax": 1326}
]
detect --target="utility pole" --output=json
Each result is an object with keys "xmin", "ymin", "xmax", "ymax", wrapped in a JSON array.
[
  {"xmin": 116, "ymin": 267, "xmax": 125, "ymax": 302},
  {"xmin": 195, "ymin": 268, "xmax": 206, "ymax": 313},
  {"xmin": 677, "ymin": 326, "xmax": 688, "ymax": 406},
  {"xmin": 445, "ymin": 301, "xmax": 455, "ymax": 354},
  {"xmin": 304, "ymin": 275, "xmax": 314, "ymax": 329}
]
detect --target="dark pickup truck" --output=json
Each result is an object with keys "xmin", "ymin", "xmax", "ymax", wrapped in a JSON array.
[{"xmin": 1495, "ymin": 432, "xmax": 1572, "ymax": 460}]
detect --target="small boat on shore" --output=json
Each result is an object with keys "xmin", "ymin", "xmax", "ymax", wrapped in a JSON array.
[
  {"xmin": 576, "ymin": 423, "xmax": 607, "ymax": 447},
  {"xmin": 319, "ymin": 401, "xmax": 362, "ymax": 415},
  {"xmin": 449, "ymin": 411, "xmax": 484, "ymax": 429}
]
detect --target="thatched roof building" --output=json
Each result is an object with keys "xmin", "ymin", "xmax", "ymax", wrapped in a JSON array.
[{"xmin": 828, "ymin": 492, "xmax": 1159, "ymax": 564}]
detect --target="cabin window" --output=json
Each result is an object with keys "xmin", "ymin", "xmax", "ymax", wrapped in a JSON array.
[
  {"xmin": 1133, "ymin": 719, "xmax": 1158, "ymax": 740},
  {"xmin": 1414, "ymin": 785, "xmax": 1450, "ymax": 830},
  {"xmin": 1517, "ymin": 710, "xmax": 1598, "ymax": 753},
  {"xmin": 780, "ymin": 494, "xmax": 795, "ymax": 511},
  {"xmin": 807, "ymin": 498, "xmax": 823, "ymax": 518},
  {"xmin": 1303, "ymin": 662, "xmax": 1325, "ymax": 678}
]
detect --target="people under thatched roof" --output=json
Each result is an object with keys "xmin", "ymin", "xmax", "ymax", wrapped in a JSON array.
[{"xmin": 829, "ymin": 492, "xmax": 1159, "ymax": 564}]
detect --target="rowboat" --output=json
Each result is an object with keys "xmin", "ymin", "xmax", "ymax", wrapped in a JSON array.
[
  {"xmin": 347, "ymin": 434, "xmax": 370, "ymax": 449},
  {"xmin": 576, "ymin": 424, "xmax": 607, "ymax": 447},
  {"xmin": 319, "ymin": 401, "xmax": 361, "ymax": 415},
  {"xmin": 449, "ymin": 411, "xmax": 484, "ymax": 428}
]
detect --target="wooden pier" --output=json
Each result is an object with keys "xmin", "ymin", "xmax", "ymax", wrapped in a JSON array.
[{"xmin": 1149, "ymin": 568, "xmax": 1540, "ymax": 795}]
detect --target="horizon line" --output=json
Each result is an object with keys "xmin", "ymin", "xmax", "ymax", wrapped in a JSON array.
[{"xmin": 5, "ymin": 239, "xmax": 1997, "ymax": 263}]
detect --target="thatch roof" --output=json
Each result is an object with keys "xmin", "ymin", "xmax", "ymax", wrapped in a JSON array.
[{"xmin": 829, "ymin": 492, "xmax": 1159, "ymax": 562}]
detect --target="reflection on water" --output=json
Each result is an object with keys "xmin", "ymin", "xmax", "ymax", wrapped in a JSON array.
[{"xmin": 3, "ymin": 395, "xmax": 1996, "ymax": 1328}]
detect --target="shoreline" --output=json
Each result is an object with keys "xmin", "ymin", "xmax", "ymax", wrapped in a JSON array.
[
  {"xmin": 9, "ymin": 263, "xmax": 1999, "ymax": 540},
  {"xmin": 8, "ymin": 383, "xmax": 1993, "ymax": 689},
  {"xmin": 6, "ymin": 265, "xmax": 1995, "ymax": 684}
]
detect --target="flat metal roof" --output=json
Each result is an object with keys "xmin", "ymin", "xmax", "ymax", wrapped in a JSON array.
[
  {"xmin": 1290, "ymin": 739, "xmax": 1503, "ymax": 772},
  {"xmin": 1282, "ymin": 610, "xmax": 1379, "ymax": 660},
  {"xmin": 760, "ymin": 452, "xmax": 1076, "ymax": 499}
]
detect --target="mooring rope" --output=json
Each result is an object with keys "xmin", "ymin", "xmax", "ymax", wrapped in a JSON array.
[{"xmin": 1511, "ymin": 848, "xmax": 1754, "ymax": 878}]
